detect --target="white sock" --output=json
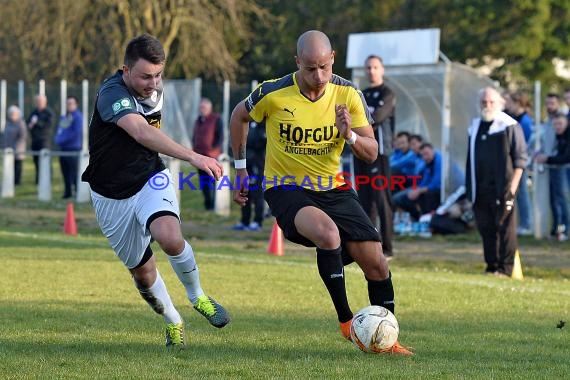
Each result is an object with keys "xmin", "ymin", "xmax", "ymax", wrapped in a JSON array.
[
  {"xmin": 137, "ymin": 270, "xmax": 182, "ymax": 324},
  {"xmin": 168, "ymin": 241, "xmax": 205, "ymax": 304}
]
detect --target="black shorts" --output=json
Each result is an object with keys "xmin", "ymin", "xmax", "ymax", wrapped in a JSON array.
[{"xmin": 264, "ymin": 186, "xmax": 381, "ymax": 247}]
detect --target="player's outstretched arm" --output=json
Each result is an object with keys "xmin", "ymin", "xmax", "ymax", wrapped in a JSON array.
[
  {"xmin": 117, "ymin": 113, "xmax": 222, "ymax": 179},
  {"xmin": 229, "ymin": 100, "xmax": 252, "ymax": 206}
]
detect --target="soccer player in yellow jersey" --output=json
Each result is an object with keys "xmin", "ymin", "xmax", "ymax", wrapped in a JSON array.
[{"xmin": 230, "ymin": 30, "xmax": 413, "ymax": 356}]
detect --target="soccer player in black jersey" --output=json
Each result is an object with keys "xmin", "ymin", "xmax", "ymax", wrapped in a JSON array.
[{"xmin": 82, "ymin": 34, "xmax": 230, "ymax": 348}]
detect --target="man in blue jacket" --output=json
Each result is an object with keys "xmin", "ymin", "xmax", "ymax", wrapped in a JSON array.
[
  {"xmin": 393, "ymin": 142, "xmax": 442, "ymax": 221},
  {"xmin": 54, "ymin": 96, "xmax": 83, "ymax": 199},
  {"xmin": 390, "ymin": 131, "xmax": 418, "ymax": 191}
]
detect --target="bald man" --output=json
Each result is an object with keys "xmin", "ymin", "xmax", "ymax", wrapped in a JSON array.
[
  {"xmin": 466, "ymin": 87, "xmax": 527, "ymax": 277},
  {"xmin": 230, "ymin": 30, "xmax": 412, "ymax": 355},
  {"xmin": 27, "ymin": 94, "xmax": 55, "ymax": 184}
]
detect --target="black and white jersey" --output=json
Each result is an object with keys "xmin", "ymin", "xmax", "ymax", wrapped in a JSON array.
[{"xmin": 82, "ymin": 70, "xmax": 166, "ymax": 199}]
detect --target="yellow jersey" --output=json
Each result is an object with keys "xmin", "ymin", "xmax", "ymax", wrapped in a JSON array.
[{"xmin": 244, "ymin": 73, "xmax": 372, "ymax": 191}]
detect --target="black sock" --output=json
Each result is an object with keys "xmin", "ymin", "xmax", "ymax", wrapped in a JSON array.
[
  {"xmin": 367, "ymin": 272, "xmax": 395, "ymax": 314},
  {"xmin": 316, "ymin": 247, "xmax": 353, "ymax": 323},
  {"xmin": 340, "ymin": 244, "xmax": 354, "ymax": 266}
]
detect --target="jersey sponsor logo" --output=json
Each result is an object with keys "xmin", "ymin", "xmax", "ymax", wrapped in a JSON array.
[
  {"xmin": 279, "ymin": 123, "xmax": 340, "ymax": 144},
  {"xmin": 283, "ymin": 144, "xmax": 335, "ymax": 156},
  {"xmin": 112, "ymin": 97, "xmax": 133, "ymax": 115},
  {"xmin": 278, "ymin": 123, "xmax": 341, "ymax": 156}
]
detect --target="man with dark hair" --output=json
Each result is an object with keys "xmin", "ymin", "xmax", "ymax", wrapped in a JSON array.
[
  {"xmin": 230, "ymin": 30, "xmax": 412, "ymax": 355},
  {"xmin": 536, "ymin": 112, "xmax": 570, "ymax": 241},
  {"xmin": 54, "ymin": 96, "xmax": 83, "ymax": 199},
  {"xmin": 503, "ymin": 91, "xmax": 533, "ymax": 235},
  {"xmin": 232, "ymin": 120, "xmax": 267, "ymax": 231},
  {"xmin": 352, "ymin": 54, "xmax": 395, "ymax": 259},
  {"xmin": 540, "ymin": 92, "xmax": 567, "ymax": 238},
  {"xmin": 82, "ymin": 34, "xmax": 230, "ymax": 349},
  {"xmin": 390, "ymin": 131, "xmax": 417, "ymax": 190},
  {"xmin": 409, "ymin": 133, "xmax": 426, "ymax": 175},
  {"xmin": 393, "ymin": 142, "xmax": 442, "ymax": 220}
]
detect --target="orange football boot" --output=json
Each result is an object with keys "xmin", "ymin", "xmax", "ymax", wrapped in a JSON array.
[
  {"xmin": 375, "ymin": 341, "xmax": 414, "ymax": 356},
  {"xmin": 339, "ymin": 319, "xmax": 353, "ymax": 341}
]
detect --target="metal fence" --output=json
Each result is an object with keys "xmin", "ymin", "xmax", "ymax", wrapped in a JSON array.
[
  {"xmin": 0, "ymin": 78, "xmax": 556, "ymax": 238},
  {"xmin": 0, "ymin": 78, "xmax": 256, "ymax": 217}
]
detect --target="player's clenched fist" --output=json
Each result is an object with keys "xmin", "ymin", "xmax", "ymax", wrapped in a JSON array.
[{"xmin": 335, "ymin": 104, "xmax": 352, "ymax": 139}]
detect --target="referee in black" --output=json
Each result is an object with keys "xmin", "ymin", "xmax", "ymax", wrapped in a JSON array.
[
  {"xmin": 353, "ymin": 55, "xmax": 395, "ymax": 258},
  {"xmin": 466, "ymin": 87, "xmax": 527, "ymax": 277}
]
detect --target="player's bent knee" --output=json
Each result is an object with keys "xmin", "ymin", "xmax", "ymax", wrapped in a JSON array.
[
  {"xmin": 131, "ymin": 265, "xmax": 157, "ymax": 289},
  {"xmin": 313, "ymin": 223, "xmax": 341, "ymax": 248},
  {"xmin": 155, "ymin": 236, "xmax": 185, "ymax": 256}
]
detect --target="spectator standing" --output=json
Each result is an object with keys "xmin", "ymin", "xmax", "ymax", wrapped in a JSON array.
[
  {"xmin": 233, "ymin": 120, "xmax": 266, "ymax": 231},
  {"xmin": 535, "ymin": 113, "xmax": 570, "ymax": 241},
  {"xmin": 466, "ymin": 87, "xmax": 527, "ymax": 276},
  {"xmin": 54, "ymin": 96, "xmax": 83, "ymax": 199},
  {"xmin": 192, "ymin": 98, "xmax": 223, "ymax": 211},
  {"xmin": 504, "ymin": 91, "xmax": 533, "ymax": 235},
  {"xmin": 27, "ymin": 94, "xmax": 55, "ymax": 184},
  {"xmin": 562, "ymin": 88, "xmax": 570, "ymax": 188},
  {"xmin": 353, "ymin": 55, "xmax": 395, "ymax": 258},
  {"xmin": 3, "ymin": 105, "xmax": 27, "ymax": 186},
  {"xmin": 539, "ymin": 93, "xmax": 565, "ymax": 238}
]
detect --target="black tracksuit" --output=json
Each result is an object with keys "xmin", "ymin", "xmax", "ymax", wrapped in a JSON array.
[
  {"xmin": 353, "ymin": 83, "xmax": 395, "ymax": 257},
  {"xmin": 466, "ymin": 112, "xmax": 527, "ymax": 275}
]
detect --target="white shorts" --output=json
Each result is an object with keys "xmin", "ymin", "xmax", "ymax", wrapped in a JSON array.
[{"xmin": 91, "ymin": 169, "xmax": 180, "ymax": 269}]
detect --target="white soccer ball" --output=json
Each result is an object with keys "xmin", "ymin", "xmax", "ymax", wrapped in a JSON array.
[{"xmin": 350, "ymin": 305, "xmax": 399, "ymax": 353}]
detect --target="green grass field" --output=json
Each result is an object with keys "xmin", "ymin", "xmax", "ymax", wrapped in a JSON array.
[{"xmin": 0, "ymin": 160, "xmax": 569, "ymax": 379}]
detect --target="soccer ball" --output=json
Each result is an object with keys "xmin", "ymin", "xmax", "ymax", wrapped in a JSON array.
[{"xmin": 350, "ymin": 305, "xmax": 399, "ymax": 353}]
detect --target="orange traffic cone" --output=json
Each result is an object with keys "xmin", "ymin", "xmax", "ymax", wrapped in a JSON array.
[
  {"xmin": 267, "ymin": 220, "xmax": 284, "ymax": 256},
  {"xmin": 64, "ymin": 202, "xmax": 78, "ymax": 236}
]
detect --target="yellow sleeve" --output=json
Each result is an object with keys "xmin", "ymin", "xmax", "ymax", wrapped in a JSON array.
[
  {"xmin": 244, "ymin": 84, "xmax": 267, "ymax": 123},
  {"xmin": 349, "ymin": 89, "xmax": 373, "ymax": 129}
]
